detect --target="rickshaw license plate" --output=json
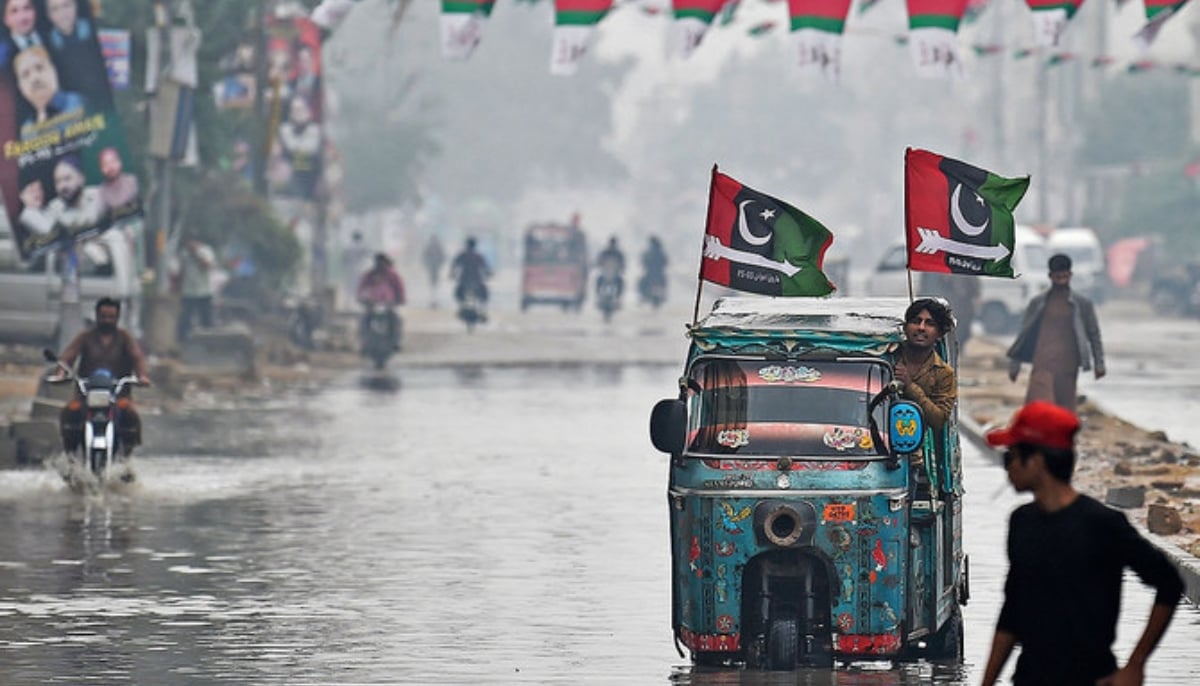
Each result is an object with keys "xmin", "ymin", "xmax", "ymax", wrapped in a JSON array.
[{"xmin": 823, "ymin": 503, "xmax": 856, "ymax": 523}]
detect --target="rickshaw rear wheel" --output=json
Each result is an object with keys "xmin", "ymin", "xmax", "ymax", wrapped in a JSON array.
[
  {"xmin": 766, "ymin": 617, "xmax": 799, "ymax": 670},
  {"xmin": 924, "ymin": 605, "xmax": 964, "ymax": 662}
]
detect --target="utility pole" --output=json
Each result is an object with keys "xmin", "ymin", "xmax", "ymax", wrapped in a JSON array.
[
  {"xmin": 1035, "ymin": 56, "xmax": 1049, "ymax": 221},
  {"xmin": 253, "ymin": 0, "xmax": 270, "ymax": 196}
]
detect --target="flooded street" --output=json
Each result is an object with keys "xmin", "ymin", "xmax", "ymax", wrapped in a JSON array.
[{"xmin": 0, "ymin": 357, "xmax": 1198, "ymax": 684}]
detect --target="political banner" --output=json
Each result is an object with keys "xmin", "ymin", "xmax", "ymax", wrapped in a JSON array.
[
  {"xmin": 265, "ymin": 16, "xmax": 324, "ymax": 199},
  {"xmin": 0, "ymin": 0, "xmax": 139, "ymax": 259}
]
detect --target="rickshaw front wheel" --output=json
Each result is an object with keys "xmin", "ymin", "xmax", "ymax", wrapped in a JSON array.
[{"xmin": 766, "ymin": 617, "xmax": 799, "ymax": 670}]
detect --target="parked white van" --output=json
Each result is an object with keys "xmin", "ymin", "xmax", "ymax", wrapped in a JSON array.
[
  {"xmin": 1046, "ymin": 226, "xmax": 1106, "ymax": 304},
  {"xmin": 0, "ymin": 227, "xmax": 142, "ymax": 345},
  {"xmin": 863, "ymin": 224, "xmax": 1049, "ymax": 334}
]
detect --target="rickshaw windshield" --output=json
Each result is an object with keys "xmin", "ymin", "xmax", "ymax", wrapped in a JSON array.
[
  {"xmin": 685, "ymin": 357, "xmax": 890, "ymax": 458},
  {"xmin": 524, "ymin": 226, "xmax": 585, "ymax": 265}
]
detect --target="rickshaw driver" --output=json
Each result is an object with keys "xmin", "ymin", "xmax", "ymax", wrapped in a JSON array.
[{"xmin": 892, "ymin": 297, "xmax": 957, "ymax": 432}]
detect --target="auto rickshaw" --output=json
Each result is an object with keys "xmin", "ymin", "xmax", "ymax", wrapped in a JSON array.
[
  {"xmin": 520, "ymin": 222, "xmax": 588, "ymax": 311},
  {"xmin": 649, "ymin": 296, "xmax": 967, "ymax": 669}
]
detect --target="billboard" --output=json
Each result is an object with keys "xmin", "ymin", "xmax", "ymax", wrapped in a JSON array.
[
  {"xmin": 265, "ymin": 16, "xmax": 323, "ymax": 200},
  {"xmin": 0, "ymin": 0, "xmax": 139, "ymax": 259}
]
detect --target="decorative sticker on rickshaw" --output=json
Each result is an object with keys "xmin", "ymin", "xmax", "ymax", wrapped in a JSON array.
[
  {"xmin": 689, "ymin": 536, "xmax": 702, "ymax": 577},
  {"xmin": 714, "ymin": 541, "xmax": 736, "ymax": 557},
  {"xmin": 715, "ymin": 565, "xmax": 728, "ymax": 603},
  {"xmin": 840, "ymin": 564, "xmax": 854, "ymax": 602},
  {"xmin": 757, "ymin": 365, "xmax": 822, "ymax": 384},
  {"xmin": 823, "ymin": 427, "xmax": 874, "ymax": 451},
  {"xmin": 822, "ymin": 503, "xmax": 857, "ymax": 524},
  {"xmin": 879, "ymin": 601, "xmax": 899, "ymax": 631},
  {"xmin": 827, "ymin": 526, "xmax": 852, "ymax": 553},
  {"xmin": 837, "ymin": 612, "xmax": 854, "ymax": 632},
  {"xmin": 793, "ymin": 460, "xmax": 869, "ymax": 471},
  {"xmin": 716, "ymin": 614, "xmax": 735, "ymax": 632},
  {"xmin": 716, "ymin": 429, "xmax": 749, "ymax": 449},
  {"xmin": 717, "ymin": 501, "xmax": 752, "ymax": 534},
  {"xmin": 869, "ymin": 539, "xmax": 888, "ymax": 583},
  {"xmin": 703, "ymin": 474, "xmax": 755, "ymax": 489}
]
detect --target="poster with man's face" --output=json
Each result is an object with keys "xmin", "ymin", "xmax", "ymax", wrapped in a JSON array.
[
  {"xmin": 265, "ymin": 16, "xmax": 324, "ymax": 200},
  {"xmin": 0, "ymin": 0, "xmax": 139, "ymax": 259}
]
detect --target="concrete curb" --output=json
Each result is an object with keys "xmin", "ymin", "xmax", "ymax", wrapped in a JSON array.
[{"xmin": 959, "ymin": 409, "xmax": 1200, "ymax": 607}]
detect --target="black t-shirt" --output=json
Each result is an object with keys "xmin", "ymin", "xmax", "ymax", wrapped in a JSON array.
[{"xmin": 998, "ymin": 494, "xmax": 1183, "ymax": 685}]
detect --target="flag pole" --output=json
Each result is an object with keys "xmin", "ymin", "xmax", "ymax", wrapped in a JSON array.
[
  {"xmin": 692, "ymin": 164, "xmax": 719, "ymax": 326},
  {"xmin": 903, "ymin": 147, "xmax": 915, "ymax": 304}
]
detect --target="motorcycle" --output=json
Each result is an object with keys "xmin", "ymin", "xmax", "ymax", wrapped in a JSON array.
[
  {"xmin": 361, "ymin": 302, "xmax": 401, "ymax": 369},
  {"xmin": 43, "ymin": 349, "xmax": 141, "ymax": 482},
  {"xmin": 595, "ymin": 265, "xmax": 623, "ymax": 323},
  {"xmin": 284, "ymin": 295, "xmax": 323, "ymax": 350},
  {"xmin": 457, "ymin": 282, "xmax": 488, "ymax": 333},
  {"xmin": 638, "ymin": 270, "xmax": 667, "ymax": 309}
]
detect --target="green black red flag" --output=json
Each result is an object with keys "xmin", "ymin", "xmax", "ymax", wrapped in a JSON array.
[
  {"xmin": 701, "ymin": 167, "xmax": 836, "ymax": 297},
  {"xmin": 904, "ymin": 148, "xmax": 1029, "ymax": 278}
]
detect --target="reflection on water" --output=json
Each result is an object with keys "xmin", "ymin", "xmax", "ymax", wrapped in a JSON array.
[
  {"xmin": 0, "ymin": 366, "xmax": 1196, "ymax": 684},
  {"xmin": 673, "ymin": 660, "xmax": 966, "ymax": 685}
]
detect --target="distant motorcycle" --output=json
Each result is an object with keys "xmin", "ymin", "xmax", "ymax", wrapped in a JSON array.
[
  {"xmin": 284, "ymin": 296, "xmax": 323, "ymax": 350},
  {"xmin": 457, "ymin": 283, "xmax": 488, "ymax": 333},
  {"xmin": 43, "ymin": 349, "xmax": 141, "ymax": 481},
  {"xmin": 595, "ymin": 264, "xmax": 623, "ymax": 323},
  {"xmin": 638, "ymin": 271, "xmax": 666, "ymax": 309},
  {"xmin": 361, "ymin": 302, "xmax": 401, "ymax": 369}
]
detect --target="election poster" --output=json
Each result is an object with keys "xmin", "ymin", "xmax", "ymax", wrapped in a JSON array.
[{"xmin": 0, "ymin": 0, "xmax": 140, "ymax": 259}]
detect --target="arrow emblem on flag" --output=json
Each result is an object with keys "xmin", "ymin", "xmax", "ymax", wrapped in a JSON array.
[
  {"xmin": 914, "ymin": 227, "xmax": 1010, "ymax": 261},
  {"xmin": 704, "ymin": 235, "xmax": 802, "ymax": 278}
]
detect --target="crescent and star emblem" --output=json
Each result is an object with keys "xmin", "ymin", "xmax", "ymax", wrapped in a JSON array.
[
  {"xmin": 737, "ymin": 200, "xmax": 772, "ymax": 246},
  {"xmin": 950, "ymin": 184, "xmax": 988, "ymax": 237}
]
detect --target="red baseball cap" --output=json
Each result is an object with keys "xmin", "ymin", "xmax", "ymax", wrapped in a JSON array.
[{"xmin": 985, "ymin": 401, "xmax": 1080, "ymax": 450}]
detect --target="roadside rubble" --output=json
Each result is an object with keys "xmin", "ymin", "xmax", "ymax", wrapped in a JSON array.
[{"xmin": 959, "ymin": 337, "xmax": 1200, "ymax": 562}]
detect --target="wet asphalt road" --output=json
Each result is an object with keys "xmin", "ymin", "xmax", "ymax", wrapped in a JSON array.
[
  {"xmin": 0, "ymin": 301, "xmax": 1198, "ymax": 684},
  {"xmin": 0, "ymin": 361, "xmax": 1195, "ymax": 684}
]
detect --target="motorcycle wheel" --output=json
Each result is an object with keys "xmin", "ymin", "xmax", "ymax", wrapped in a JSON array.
[{"xmin": 89, "ymin": 449, "xmax": 106, "ymax": 476}]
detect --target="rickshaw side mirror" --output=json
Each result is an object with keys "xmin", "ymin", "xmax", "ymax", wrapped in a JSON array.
[
  {"xmin": 650, "ymin": 398, "xmax": 686, "ymax": 455},
  {"xmin": 888, "ymin": 400, "xmax": 925, "ymax": 455}
]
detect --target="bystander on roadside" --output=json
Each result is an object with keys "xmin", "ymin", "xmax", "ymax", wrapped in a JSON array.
[{"xmin": 1006, "ymin": 254, "xmax": 1105, "ymax": 413}]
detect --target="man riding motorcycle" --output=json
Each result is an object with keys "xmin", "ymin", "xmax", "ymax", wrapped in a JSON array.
[
  {"xmin": 450, "ymin": 237, "xmax": 492, "ymax": 319},
  {"xmin": 356, "ymin": 252, "xmax": 406, "ymax": 351},
  {"xmin": 638, "ymin": 235, "xmax": 667, "ymax": 307},
  {"xmin": 51, "ymin": 297, "xmax": 151, "ymax": 456},
  {"xmin": 596, "ymin": 236, "xmax": 626, "ymax": 296}
]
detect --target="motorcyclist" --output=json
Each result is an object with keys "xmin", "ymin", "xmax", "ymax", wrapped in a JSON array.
[
  {"xmin": 638, "ymin": 236, "xmax": 668, "ymax": 306},
  {"xmin": 50, "ymin": 297, "xmax": 151, "ymax": 456},
  {"xmin": 450, "ymin": 237, "xmax": 492, "ymax": 317},
  {"xmin": 356, "ymin": 252, "xmax": 406, "ymax": 351},
  {"xmin": 596, "ymin": 235, "xmax": 626, "ymax": 297}
]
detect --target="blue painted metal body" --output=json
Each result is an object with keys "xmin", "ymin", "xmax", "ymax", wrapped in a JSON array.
[{"xmin": 666, "ymin": 297, "xmax": 966, "ymax": 663}]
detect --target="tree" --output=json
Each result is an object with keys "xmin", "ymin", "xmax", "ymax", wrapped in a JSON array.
[{"xmin": 99, "ymin": 1, "xmax": 307, "ymax": 295}]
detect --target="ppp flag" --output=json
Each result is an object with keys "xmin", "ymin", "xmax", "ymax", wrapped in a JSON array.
[
  {"xmin": 904, "ymin": 148, "xmax": 1029, "ymax": 278},
  {"xmin": 701, "ymin": 167, "xmax": 836, "ymax": 297}
]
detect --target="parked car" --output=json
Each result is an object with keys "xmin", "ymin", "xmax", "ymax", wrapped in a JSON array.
[
  {"xmin": 0, "ymin": 228, "xmax": 142, "ymax": 345},
  {"xmin": 863, "ymin": 225, "xmax": 1048, "ymax": 334},
  {"xmin": 1046, "ymin": 226, "xmax": 1106, "ymax": 304}
]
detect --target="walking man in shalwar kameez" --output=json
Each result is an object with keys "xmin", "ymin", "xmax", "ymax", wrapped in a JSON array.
[{"xmin": 1005, "ymin": 253, "xmax": 1105, "ymax": 413}]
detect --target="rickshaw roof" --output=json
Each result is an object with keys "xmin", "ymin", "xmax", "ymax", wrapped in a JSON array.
[{"xmin": 690, "ymin": 296, "xmax": 922, "ymax": 356}]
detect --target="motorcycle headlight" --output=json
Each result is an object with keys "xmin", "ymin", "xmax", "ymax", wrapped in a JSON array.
[{"xmin": 86, "ymin": 389, "xmax": 110, "ymax": 408}]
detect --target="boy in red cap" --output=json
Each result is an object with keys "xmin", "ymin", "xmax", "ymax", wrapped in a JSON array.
[{"xmin": 980, "ymin": 401, "xmax": 1183, "ymax": 686}]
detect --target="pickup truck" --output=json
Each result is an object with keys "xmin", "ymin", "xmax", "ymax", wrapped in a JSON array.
[{"xmin": 0, "ymin": 226, "xmax": 142, "ymax": 345}]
